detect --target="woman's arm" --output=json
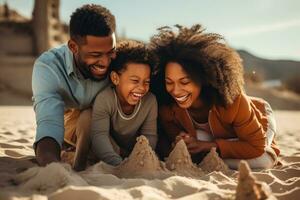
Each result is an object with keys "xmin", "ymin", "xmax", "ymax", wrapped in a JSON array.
[{"xmin": 215, "ymin": 94, "xmax": 267, "ymax": 159}]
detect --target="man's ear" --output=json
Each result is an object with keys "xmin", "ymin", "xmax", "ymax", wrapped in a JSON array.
[
  {"xmin": 68, "ymin": 39, "xmax": 78, "ymax": 54},
  {"xmin": 110, "ymin": 71, "xmax": 119, "ymax": 85}
]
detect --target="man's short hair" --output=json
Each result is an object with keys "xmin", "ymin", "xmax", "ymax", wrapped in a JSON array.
[{"xmin": 69, "ymin": 4, "xmax": 116, "ymax": 41}]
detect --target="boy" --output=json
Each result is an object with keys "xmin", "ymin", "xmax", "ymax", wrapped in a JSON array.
[{"xmin": 91, "ymin": 40, "xmax": 158, "ymax": 166}]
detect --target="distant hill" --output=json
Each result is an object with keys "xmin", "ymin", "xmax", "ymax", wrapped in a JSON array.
[{"xmin": 237, "ymin": 50, "xmax": 300, "ymax": 81}]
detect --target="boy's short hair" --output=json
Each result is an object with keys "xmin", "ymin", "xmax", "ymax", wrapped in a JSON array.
[
  {"xmin": 69, "ymin": 4, "xmax": 116, "ymax": 42},
  {"xmin": 110, "ymin": 40, "xmax": 158, "ymax": 74}
]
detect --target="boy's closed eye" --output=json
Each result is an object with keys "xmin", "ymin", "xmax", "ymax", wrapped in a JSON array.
[{"xmin": 130, "ymin": 79, "xmax": 139, "ymax": 83}]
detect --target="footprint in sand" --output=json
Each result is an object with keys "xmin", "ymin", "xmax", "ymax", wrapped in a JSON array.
[
  {"xmin": 4, "ymin": 150, "xmax": 24, "ymax": 157},
  {"xmin": 13, "ymin": 139, "xmax": 29, "ymax": 143},
  {"xmin": 0, "ymin": 143, "xmax": 25, "ymax": 149}
]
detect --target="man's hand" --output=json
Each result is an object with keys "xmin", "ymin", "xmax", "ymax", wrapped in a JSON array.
[{"xmin": 35, "ymin": 137, "xmax": 61, "ymax": 166}]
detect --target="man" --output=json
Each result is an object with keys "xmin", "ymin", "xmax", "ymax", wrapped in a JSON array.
[{"xmin": 32, "ymin": 4, "xmax": 116, "ymax": 171}]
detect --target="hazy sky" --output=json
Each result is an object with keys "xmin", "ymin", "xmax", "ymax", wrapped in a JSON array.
[{"xmin": 2, "ymin": 0, "xmax": 300, "ymax": 61}]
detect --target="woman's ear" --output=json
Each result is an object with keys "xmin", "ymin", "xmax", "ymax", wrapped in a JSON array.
[
  {"xmin": 68, "ymin": 39, "xmax": 78, "ymax": 54},
  {"xmin": 110, "ymin": 71, "xmax": 119, "ymax": 85}
]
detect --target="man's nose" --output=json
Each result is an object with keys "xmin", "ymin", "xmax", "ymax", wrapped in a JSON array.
[{"xmin": 98, "ymin": 54, "xmax": 111, "ymax": 67}]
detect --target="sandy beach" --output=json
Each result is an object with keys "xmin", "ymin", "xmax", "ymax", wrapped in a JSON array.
[{"xmin": 0, "ymin": 106, "xmax": 299, "ymax": 200}]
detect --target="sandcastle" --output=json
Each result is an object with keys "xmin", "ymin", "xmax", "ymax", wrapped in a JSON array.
[
  {"xmin": 114, "ymin": 135, "xmax": 167, "ymax": 179},
  {"xmin": 198, "ymin": 147, "xmax": 232, "ymax": 175},
  {"xmin": 236, "ymin": 161, "xmax": 276, "ymax": 200},
  {"xmin": 165, "ymin": 140, "xmax": 204, "ymax": 177}
]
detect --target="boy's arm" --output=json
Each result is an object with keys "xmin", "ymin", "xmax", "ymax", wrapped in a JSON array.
[
  {"xmin": 91, "ymin": 93, "xmax": 122, "ymax": 166},
  {"xmin": 32, "ymin": 61, "xmax": 65, "ymax": 165}
]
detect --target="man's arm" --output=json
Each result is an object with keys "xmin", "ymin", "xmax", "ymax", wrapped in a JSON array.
[{"xmin": 32, "ymin": 61, "xmax": 65, "ymax": 166}]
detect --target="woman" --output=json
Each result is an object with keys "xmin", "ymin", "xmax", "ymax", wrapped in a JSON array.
[{"xmin": 150, "ymin": 24, "xmax": 279, "ymax": 169}]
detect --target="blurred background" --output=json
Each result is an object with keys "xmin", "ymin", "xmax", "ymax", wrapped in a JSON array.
[{"xmin": 0, "ymin": 0, "xmax": 299, "ymax": 110}]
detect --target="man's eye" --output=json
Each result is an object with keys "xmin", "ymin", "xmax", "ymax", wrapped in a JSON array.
[
  {"xmin": 131, "ymin": 79, "xmax": 139, "ymax": 83},
  {"xmin": 145, "ymin": 81, "xmax": 150, "ymax": 85},
  {"xmin": 89, "ymin": 54, "xmax": 101, "ymax": 58}
]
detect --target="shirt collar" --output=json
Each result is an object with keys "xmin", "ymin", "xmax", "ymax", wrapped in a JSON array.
[{"xmin": 64, "ymin": 44, "xmax": 75, "ymax": 76}]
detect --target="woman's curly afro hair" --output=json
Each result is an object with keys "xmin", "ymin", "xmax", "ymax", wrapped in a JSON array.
[{"xmin": 149, "ymin": 24, "xmax": 244, "ymax": 107}]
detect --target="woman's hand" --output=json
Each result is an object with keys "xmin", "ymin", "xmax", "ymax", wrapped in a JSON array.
[{"xmin": 181, "ymin": 134, "xmax": 217, "ymax": 154}]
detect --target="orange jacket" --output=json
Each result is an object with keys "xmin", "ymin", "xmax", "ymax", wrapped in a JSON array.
[{"xmin": 158, "ymin": 93, "xmax": 280, "ymax": 159}]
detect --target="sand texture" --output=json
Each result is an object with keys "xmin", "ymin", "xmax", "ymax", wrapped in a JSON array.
[{"xmin": 0, "ymin": 107, "xmax": 299, "ymax": 200}]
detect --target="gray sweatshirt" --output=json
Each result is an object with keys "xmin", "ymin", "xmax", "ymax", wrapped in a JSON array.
[{"xmin": 91, "ymin": 85, "xmax": 158, "ymax": 166}]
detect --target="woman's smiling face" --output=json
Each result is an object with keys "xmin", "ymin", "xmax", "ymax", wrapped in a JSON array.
[{"xmin": 165, "ymin": 62, "xmax": 201, "ymax": 109}]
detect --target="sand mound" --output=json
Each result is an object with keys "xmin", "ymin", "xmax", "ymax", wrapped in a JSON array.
[
  {"xmin": 165, "ymin": 139, "xmax": 204, "ymax": 177},
  {"xmin": 114, "ymin": 135, "xmax": 169, "ymax": 179},
  {"xmin": 199, "ymin": 147, "xmax": 232, "ymax": 175},
  {"xmin": 236, "ymin": 161, "xmax": 276, "ymax": 200},
  {"xmin": 14, "ymin": 162, "xmax": 88, "ymax": 194}
]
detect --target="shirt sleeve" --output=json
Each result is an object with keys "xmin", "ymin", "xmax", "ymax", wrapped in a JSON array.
[
  {"xmin": 139, "ymin": 95, "xmax": 158, "ymax": 150},
  {"xmin": 215, "ymin": 94, "xmax": 266, "ymax": 159},
  {"xmin": 32, "ymin": 61, "xmax": 65, "ymax": 148},
  {"xmin": 91, "ymin": 93, "xmax": 122, "ymax": 166}
]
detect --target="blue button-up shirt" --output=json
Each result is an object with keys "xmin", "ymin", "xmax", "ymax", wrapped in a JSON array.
[{"xmin": 32, "ymin": 44, "xmax": 109, "ymax": 147}]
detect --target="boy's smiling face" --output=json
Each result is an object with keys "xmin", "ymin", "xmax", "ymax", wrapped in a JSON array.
[{"xmin": 111, "ymin": 63, "xmax": 151, "ymax": 110}]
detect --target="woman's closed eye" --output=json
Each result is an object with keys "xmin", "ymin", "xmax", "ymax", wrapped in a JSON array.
[
  {"xmin": 165, "ymin": 80, "xmax": 173, "ymax": 85},
  {"xmin": 180, "ymin": 78, "xmax": 191, "ymax": 85}
]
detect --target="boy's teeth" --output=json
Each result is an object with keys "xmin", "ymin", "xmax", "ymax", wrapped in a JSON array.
[
  {"xmin": 133, "ymin": 93, "xmax": 142, "ymax": 97},
  {"xmin": 175, "ymin": 95, "xmax": 188, "ymax": 102}
]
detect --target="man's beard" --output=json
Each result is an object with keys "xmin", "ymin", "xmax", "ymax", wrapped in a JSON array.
[{"xmin": 76, "ymin": 58, "xmax": 106, "ymax": 82}]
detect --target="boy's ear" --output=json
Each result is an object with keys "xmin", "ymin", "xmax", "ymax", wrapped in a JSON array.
[
  {"xmin": 110, "ymin": 71, "xmax": 119, "ymax": 85},
  {"xmin": 68, "ymin": 39, "xmax": 79, "ymax": 54}
]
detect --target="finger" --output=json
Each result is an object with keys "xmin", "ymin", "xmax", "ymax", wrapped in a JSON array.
[
  {"xmin": 183, "ymin": 136, "xmax": 195, "ymax": 144},
  {"xmin": 179, "ymin": 132, "xmax": 187, "ymax": 137},
  {"xmin": 175, "ymin": 136, "xmax": 182, "ymax": 143},
  {"xmin": 187, "ymin": 142, "xmax": 198, "ymax": 149}
]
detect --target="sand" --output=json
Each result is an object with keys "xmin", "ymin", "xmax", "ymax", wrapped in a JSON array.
[{"xmin": 0, "ymin": 106, "xmax": 299, "ymax": 200}]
